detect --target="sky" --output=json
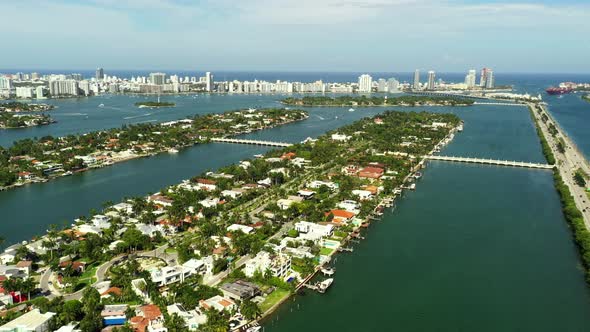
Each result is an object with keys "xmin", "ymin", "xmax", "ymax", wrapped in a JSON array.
[{"xmin": 1, "ymin": 0, "xmax": 589, "ymax": 73}]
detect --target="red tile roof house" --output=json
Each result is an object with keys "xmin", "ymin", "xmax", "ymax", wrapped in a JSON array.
[
  {"xmin": 130, "ymin": 304, "xmax": 166, "ymax": 332},
  {"xmin": 326, "ymin": 209, "xmax": 356, "ymax": 224},
  {"xmin": 358, "ymin": 166, "xmax": 384, "ymax": 180},
  {"xmin": 195, "ymin": 178, "xmax": 217, "ymax": 191}
]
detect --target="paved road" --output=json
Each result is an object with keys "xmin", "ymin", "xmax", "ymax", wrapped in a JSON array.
[
  {"xmin": 531, "ymin": 103, "xmax": 590, "ymax": 228},
  {"xmin": 39, "ymin": 244, "xmax": 174, "ymax": 301}
]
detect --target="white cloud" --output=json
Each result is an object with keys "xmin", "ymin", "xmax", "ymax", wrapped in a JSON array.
[{"xmin": 0, "ymin": 0, "xmax": 589, "ymax": 71}]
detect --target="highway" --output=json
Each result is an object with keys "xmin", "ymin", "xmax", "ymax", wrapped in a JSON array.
[{"xmin": 530, "ymin": 103, "xmax": 590, "ymax": 228}]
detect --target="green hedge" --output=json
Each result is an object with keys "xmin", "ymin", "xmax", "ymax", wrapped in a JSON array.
[{"xmin": 553, "ymin": 171, "xmax": 590, "ymax": 283}]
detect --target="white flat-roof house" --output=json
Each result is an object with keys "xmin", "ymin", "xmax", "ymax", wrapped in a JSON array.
[
  {"xmin": 295, "ymin": 221, "xmax": 334, "ymax": 241},
  {"xmin": 0, "ymin": 309, "xmax": 55, "ymax": 332}
]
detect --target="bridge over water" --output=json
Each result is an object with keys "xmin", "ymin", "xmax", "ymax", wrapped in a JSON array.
[
  {"xmin": 426, "ymin": 155, "xmax": 554, "ymax": 170},
  {"xmin": 211, "ymin": 138, "xmax": 293, "ymax": 147}
]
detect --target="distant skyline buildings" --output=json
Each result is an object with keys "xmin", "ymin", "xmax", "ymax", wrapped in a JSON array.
[
  {"xmin": 427, "ymin": 71, "xmax": 436, "ymax": 90},
  {"xmin": 95, "ymin": 68, "xmax": 104, "ymax": 81},
  {"xmin": 358, "ymin": 74, "xmax": 372, "ymax": 93},
  {"xmin": 413, "ymin": 70, "xmax": 420, "ymax": 90}
]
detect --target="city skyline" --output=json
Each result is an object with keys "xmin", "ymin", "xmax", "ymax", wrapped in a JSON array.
[{"xmin": 2, "ymin": 0, "xmax": 590, "ymax": 73}]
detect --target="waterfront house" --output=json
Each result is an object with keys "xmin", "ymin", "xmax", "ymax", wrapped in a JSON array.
[
  {"xmin": 199, "ymin": 295, "xmax": 236, "ymax": 312},
  {"xmin": 244, "ymin": 251, "xmax": 292, "ymax": 280},
  {"xmin": 327, "ymin": 209, "xmax": 356, "ymax": 224},
  {"xmin": 0, "ymin": 309, "xmax": 55, "ymax": 332},
  {"xmin": 166, "ymin": 304, "xmax": 207, "ymax": 331},
  {"xmin": 101, "ymin": 304, "xmax": 128, "ymax": 326},
  {"xmin": 219, "ymin": 280, "xmax": 261, "ymax": 301}
]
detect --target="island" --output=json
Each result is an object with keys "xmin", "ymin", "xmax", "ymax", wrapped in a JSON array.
[
  {"xmin": 0, "ymin": 108, "xmax": 307, "ymax": 190},
  {"xmin": 0, "ymin": 102, "xmax": 55, "ymax": 112},
  {"xmin": 135, "ymin": 101, "xmax": 176, "ymax": 108},
  {"xmin": 0, "ymin": 113, "xmax": 55, "ymax": 129},
  {"xmin": 282, "ymin": 95, "xmax": 474, "ymax": 107},
  {"xmin": 0, "ymin": 110, "xmax": 460, "ymax": 331}
]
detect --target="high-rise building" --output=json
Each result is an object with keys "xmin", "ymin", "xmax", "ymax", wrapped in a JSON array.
[
  {"xmin": 31, "ymin": 72, "xmax": 40, "ymax": 80},
  {"xmin": 205, "ymin": 72, "xmax": 213, "ymax": 92},
  {"xmin": 16, "ymin": 87, "xmax": 35, "ymax": 99},
  {"xmin": 427, "ymin": 71, "xmax": 436, "ymax": 90},
  {"xmin": 377, "ymin": 78, "xmax": 387, "ymax": 92},
  {"xmin": 413, "ymin": 69, "xmax": 420, "ymax": 90},
  {"xmin": 464, "ymin": 69, "xmax": 477, "ymax": 88},
  {"xmin": 480, "ymin": 68, "xmax": 492, "ymax": 87},
  {"xmin": 358, "ymin": 74, "xmax": 372, "ymax": 93},
  {"xmin": 49, "ymin": 80, "xmax": 79, "ymax": 96},
  {"xmin": 485, "ymin": 69, "xmax": 494, "ymax": 89},
  {"xmin": 79, "ymin": 80, "xmax": 91, "ymax": 96},
  {"xmin": 95, "ymin": 68, "xmax": 104, "ymax": 80},
  {"xmin": 35, "ymin": 86, "xmax": 45, "ymax": 99},
  {"xmin": 149, "ymin": 72, "xmax": 166, "ymax": 85},
  {"xmin": 387, "ymin": 78, "xmax": 400, "ymax": 93},
  {"xmin": 0, "ymin": 77, "xmax": 12, "ymax": 90}
]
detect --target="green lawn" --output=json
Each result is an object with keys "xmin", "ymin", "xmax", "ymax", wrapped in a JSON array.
[
  {"xmin": 320, "ymin": 247, "xmax": 334, "ymax": 256},
  {"xmin": 260, "ymin": 288, "xmax": 290, "ymax": 313}
]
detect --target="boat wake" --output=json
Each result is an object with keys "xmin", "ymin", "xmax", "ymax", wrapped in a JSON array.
[
  {"xmin": 124, "ymin": 113, "xmax": 152, "ymax": 120},
  {"xmin": 61, "ymin": 113, "xmax": 88, "ymax": 116},
  {"xmin": 316, "ymin": 115, "xmax": 325, "ymax": 120}
]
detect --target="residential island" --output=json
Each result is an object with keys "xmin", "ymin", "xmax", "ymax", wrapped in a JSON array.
[
  {"xmin": 0, "ymin": 102, "xmax": 55, "ymax": 113},
  {"xmin": 0, "ymin": 110, "xmax": 460, "ymax": 331},
  {"xmin": 281, "ymin": 95, "xmax": 475, "ymax": 107},
  {"xmin": 0, "ymin": 108, "xmax": 307, "ymax": 190},
  {"xmin": 0, "ymin": 113, "xmax": 55, "ymax": 129}
]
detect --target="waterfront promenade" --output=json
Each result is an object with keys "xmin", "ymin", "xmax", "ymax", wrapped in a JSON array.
[{"xmin": 531, "ymin": 103, "xmax": 590, "ymax": 228}]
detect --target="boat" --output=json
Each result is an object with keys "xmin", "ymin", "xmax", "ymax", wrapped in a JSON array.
[
  {"xmin": 168, "ymin": 148, "xmax": 179, "ymax": 154},
  {"xmin": 321, "ymin": 266, "xmax": 335, "ymax": 276},
  {"xmin": 98, "ymin": 103, "xmax": 105, "ymax": 108},
  {"xmin": 63, "ymin": 171, "xmax": 73, "ymax": 176},
  {"xmin": 546, "ymin": 87, "xmax": 573, "ymax": 95},
  {"xmin": 414, "ymin": 172, "xmax": 422, "ymax": 179},
  {"xmin": 317, "ymin": 278, "xmax": 334, "ymax": 293},
  {"xmin": 348, "ymin": 108, "xmax": 355, "ymax": 112},
  {"xmin": 457, "ymin": 124, "xmax": 464, "ymax": 132}
]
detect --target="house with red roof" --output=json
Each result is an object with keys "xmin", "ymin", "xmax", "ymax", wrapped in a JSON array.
[{"xmin": 358, "ymin": 166, "xmax": 384, "ymax": 179}]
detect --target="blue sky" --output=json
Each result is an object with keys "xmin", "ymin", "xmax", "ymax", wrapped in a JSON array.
[{"xmin": 1, "ymin": 0, "xmax": 589, "ymax": 73}]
